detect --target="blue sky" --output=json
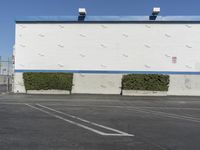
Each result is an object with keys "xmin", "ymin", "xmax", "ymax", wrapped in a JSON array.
[{"xmin": 0, "ymin": 0, "xmax": 200, "ymax": 60}]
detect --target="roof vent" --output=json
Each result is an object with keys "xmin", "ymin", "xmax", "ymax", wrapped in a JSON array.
[
  {"xmin": 152, "ymin": 7, "xmax": 160, "ymax": 16},
  {"xmin": 150, "ymin": 7, "xmax": 160, "ymax": 20},
  {"xmin": 79, "ymin": 8, "xmax": 87, "ymax": 16}
]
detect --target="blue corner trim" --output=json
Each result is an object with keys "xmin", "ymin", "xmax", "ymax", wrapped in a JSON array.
[
  {"xmin": 15, "ymin": 16, "xmax": 200, "ymax": 23},
  {"xmin": 14, "ymin": 69, "xmax": 200, "ymax": 75}
]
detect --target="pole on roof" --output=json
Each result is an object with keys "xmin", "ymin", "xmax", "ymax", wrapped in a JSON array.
[{"xmin": 0, "ymin": 56, "xmax": 1, "ymax": 74}]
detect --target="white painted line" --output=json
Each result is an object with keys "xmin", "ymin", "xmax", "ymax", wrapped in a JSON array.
[
  {"xmin": 42, "ymin": 104, "xmax": 200, "ymax": 123},
  {"xmin": 130, "ymin": 107, "xmax": 200, "ymax": 123},
  {"xmin": 0, "ymin": 103, "xmax": 26, "ymax": 105},
  {"xmin": 44, "ymin": 104, "xmax": 200, "ymax": 111},
  {"xmin": 36, "ymin": 104, "xmax": 133, "ymax": 136},
  {"xmin": 25, "ymin": 104, "xmax": 134, "ymax": 137},
  {"xmin": 1, "ymin": 102, "xmax": 200, "ymax": 111},
  {"xmin": 132, "ymin": 106, "xmax": 200, "ymax": 111}
]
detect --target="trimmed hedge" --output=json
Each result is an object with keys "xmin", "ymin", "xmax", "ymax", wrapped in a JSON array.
[
  {"xmin": 122, "ymin": 74, "xmax": 169, "ymax": 91},
  {"xmin": 23, "ymin": 73, "xmax": 73, "ymax": 91}
]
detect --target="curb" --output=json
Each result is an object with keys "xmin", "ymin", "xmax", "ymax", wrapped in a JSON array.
[{"xmin": 0, "ymin": 92, "xmax": 7, "ymax": 95}]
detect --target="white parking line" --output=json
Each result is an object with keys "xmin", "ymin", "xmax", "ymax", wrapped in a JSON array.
[
  {"xmin": 44, "ymin": 104, "xmax": 200, "ymax": 111},
  {"xmin": 0, "ymin": 103, "xmax": 25, "ymax": 105},
  {"xmin": 43, "ymin": 104, "xmax": 200, "ymax": 123},
  {"xmin": 1, "ymin": 103, "xmax": 200, "ymax": 111},
  {"xmin": 130, "ymin": 107, "xmax": 200, "ymax": 123},
  {"xmin": 25, "ymin": 103, "xmax": 134, "ymax": 137}
]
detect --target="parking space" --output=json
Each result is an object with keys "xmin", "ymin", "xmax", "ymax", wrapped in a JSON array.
[{"xmin": 0, "ymin": 94, "xmax": 200, "ymax": 150}]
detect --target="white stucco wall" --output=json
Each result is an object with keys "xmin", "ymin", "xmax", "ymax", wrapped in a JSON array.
[
  {"xmin": 0, "ymin": 76, "xmax": 6, "ymax": 84},
  {"xmin": 72, "ymin": 74, "xmax": 122, "ymax": 94},
  {"xmin": 14, "ymin": 73, "xmax": 26, "ymax": 93},
  {"xmin": 13, "ymin": 73, "xmax": 200, "ymax": 96},
  {"xmin": 14, "ymin": 22, "xmax": 200, "ymax": 96},
  {"xmin": 15, "ymin": 23, "xmax": 200, "ymax": 73},
  {"xmin": 168, "ymin": 75, "xmax": 200, "ymax": 96}
]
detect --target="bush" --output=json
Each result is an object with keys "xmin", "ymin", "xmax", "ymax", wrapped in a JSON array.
[
  {"xmin": 23, "ymin": 73, "xmax": 73, "ymax": 91},
  {"xmin": 122, "ymin": 74, "xmax": 169, "ymax": 91}
]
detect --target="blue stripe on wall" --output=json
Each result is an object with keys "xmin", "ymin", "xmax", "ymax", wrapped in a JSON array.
[
  {"xmin": 14, "ymin": 69, "xmax": 200, "ymax": 75},
  {"xmin": 15, "ymin": 16, "xmax": 200, "ymax": 22}
]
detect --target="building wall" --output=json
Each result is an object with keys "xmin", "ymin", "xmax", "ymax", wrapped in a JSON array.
[
  {"xmin": 14, "ymin": 22, "xmax": 200, "ymax": 95},
  {"xmin": 14, "ymin": 73, "xmax": 26, "ymax": 93},
  {"xmin": 0, "ymin": 76, "xmax": 6, "ymax": 84},
  {"xmin": 14, "ymin": 73, "xmax": 200, "ymax": 96},
  {"xmin": 15, "ymin": 23, "xmax": 200, "ymax": 73},
  {"xmin": 72, "ymin": 74, "xmax": 122, "ymax": 94},
  {"xmin": 168, "ymin": 75, "xmax": 200, "ymax": 96}
]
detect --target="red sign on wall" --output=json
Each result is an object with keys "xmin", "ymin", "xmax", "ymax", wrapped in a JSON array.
[{"xmin": 172, "ymin": 57, "xmax": 177, "ymax": 64}]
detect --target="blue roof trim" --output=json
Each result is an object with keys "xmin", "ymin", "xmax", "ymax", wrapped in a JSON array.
[
  {"xmin": 15, "ymin": 16, "xmax": 200, "ymax": 22},
  {"xmin": 15, "ymin": 69, "xmax": 200, "ymax": 75}
]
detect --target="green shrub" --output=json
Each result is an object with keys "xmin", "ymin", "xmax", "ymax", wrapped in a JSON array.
[
  {"xmin": 23, "ymin": 73, "xmax": 73, "ymax": 91},
  {"xmin": 122, "ymin": 74, "xmax": 169, "ymax": 91}
]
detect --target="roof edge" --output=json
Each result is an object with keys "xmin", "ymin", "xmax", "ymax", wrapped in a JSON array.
[{"xmin": 15, "ymin": 16, "xmax": 200, "ymax": 22}]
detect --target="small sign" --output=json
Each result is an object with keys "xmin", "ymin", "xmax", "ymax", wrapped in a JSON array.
[
  {"xmin": 172, "ymin": 57, "xmax": 177, "ymax": 64},
  {"xmin": 12, "ymin": 55, "xmax": 15, "ymax": 64}
]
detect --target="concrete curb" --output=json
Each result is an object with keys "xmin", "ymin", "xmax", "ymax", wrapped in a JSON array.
[
  {"xmin": 122, "ymin": 90, "xmax": 167, "ymax": 96},
  {"xmin": 0, "ymin": 92, "xmax": 7, "ymax": 95},
  {"xmin": 27, "ymin": 90, "xmax": 71, "ymax": 95}
]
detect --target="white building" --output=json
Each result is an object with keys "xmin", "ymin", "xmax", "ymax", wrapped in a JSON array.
[{"xmin": 14, "ymin": 15, "xmax": 200, "ymax": 95}]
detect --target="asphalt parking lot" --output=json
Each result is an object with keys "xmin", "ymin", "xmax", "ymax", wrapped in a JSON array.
[{"xmin": 0, "ymin": 94, "xmax": 200, "ymax": 150}]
